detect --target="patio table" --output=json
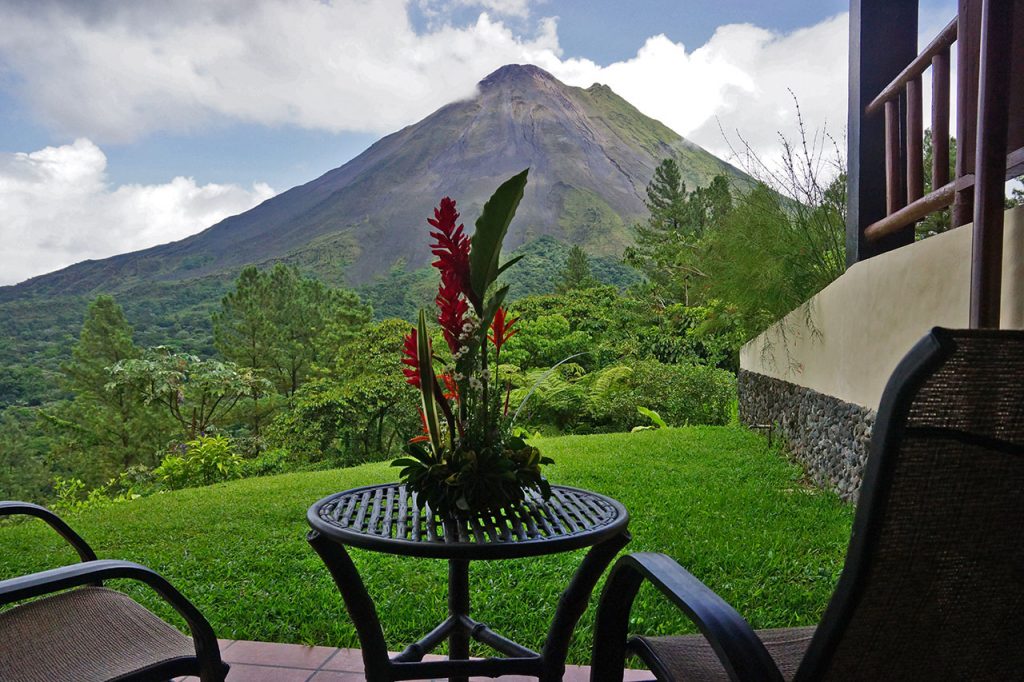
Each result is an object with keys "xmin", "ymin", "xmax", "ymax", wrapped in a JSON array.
[{"xmin": 307, "ymin": 483, "xmax": 630, "ymax": 682}]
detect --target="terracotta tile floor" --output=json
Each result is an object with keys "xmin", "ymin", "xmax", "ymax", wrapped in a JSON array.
[{"xmin": 176, "ymin": 639, "xmax": 652, "ymax": 681}]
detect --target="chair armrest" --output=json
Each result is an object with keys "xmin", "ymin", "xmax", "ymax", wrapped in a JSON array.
[
  {"xmin": 591, "ymin": 552, "xmax": 783, "ymax": 682},
  {"xmin": 0, "ymin": 501, "xmax": 97, "ymax": 563},
  {"xmin": 0, "ymin": 559, "xmax": 222, "ymax": 674}
]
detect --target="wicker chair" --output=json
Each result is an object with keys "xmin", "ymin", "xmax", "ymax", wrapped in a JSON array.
[
  {"xmin": 0, "ymin": 501, "xmax": 229, "ymax": 681},
  {"xmin": 591, "ymin": 327, "xmax": 1024, "ymax": 681}
]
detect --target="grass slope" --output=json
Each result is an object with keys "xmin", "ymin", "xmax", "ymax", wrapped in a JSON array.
[{"xmin": 0, "ymin": 427, "xmax": 852, "ymax": 664}]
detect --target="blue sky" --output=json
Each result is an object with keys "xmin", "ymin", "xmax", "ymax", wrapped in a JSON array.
[{"xmin": 0, "ymin": 0, "xmax": 956, "ymax": 284}]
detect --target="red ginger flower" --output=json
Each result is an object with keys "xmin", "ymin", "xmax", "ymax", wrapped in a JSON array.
[
  {"xmin": 488, "ymin": 306, "xmax": 518, "ymax": 354},
  {"xmin": 436, "ymin": 277, "xmax": 469, "ymax": 354},
  {"xmin": 429, "ymin": 198, "xmax": 473, "ymax": 352},
  {"xmin": 428, "ymin": 198, "xmax": 472, "ymax": 298},
  {"xmin": 440, "ymin": 372, "xmax": 459, "ymax": 402},
  {"xmin": 401, "ymin": 329, "xmax": 420, "ymax": 388}
]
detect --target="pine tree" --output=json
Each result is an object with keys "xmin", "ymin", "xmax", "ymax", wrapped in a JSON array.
[
  {"xmin": 63, "ymin": 295, "xmax": 139, "ymax": 398},
  {"xmin": 213, "ymin": 266, "xmax": 279, "ymax": 436},
  {"xmin": 47, "ymin": 296, "xmax": 167, "ymax": 480},
  {"xmin": 214, "ymin": 264, "xmax": 372, "ymax": 399},
  {"xmin": 625, "ymin": 158, "xmax": 732, "ymax": 305},
  {"xmin": 556, "ymin": 245, "xmax": 598, "ymax": 293}
]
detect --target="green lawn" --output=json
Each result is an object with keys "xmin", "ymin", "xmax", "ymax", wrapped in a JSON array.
[{"xmin": 0, "ymin": 427, "xmax": 853, "ymax": 665}]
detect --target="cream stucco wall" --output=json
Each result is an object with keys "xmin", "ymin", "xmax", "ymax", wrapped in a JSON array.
[{"xmin": 740, "ymin": 206, "xmax": 1024, "ymax": 410}]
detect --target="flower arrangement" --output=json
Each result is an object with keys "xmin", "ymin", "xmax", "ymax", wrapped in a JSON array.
[{"xmin": 392, "ymin": 169, "xmax": 553, "ymax": 515}]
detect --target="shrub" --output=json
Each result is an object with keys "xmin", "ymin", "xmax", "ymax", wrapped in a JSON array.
[
  {"xmin": 507, "ymin": 365, "xmax": 587, "ymax": 431},
  {"xmin": 154, "ymin": 435, "xmax": 243, "ymax": 490},
  {"xmin": 51, "ymin": 475, "xmax": 140, "ymax": 515},
  {"xmin": 239, "ymin": 447, "xmax": 291, "ymax": 478},
  {"xmin": 587, "ymin": 360, "xmax": 735, "ymax": 431}
]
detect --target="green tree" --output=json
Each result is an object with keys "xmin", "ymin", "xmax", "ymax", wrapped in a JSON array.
[
  {"xmin": 43, "ymin": 296, "xmax": 167, "ymax": 479},
  {"xmin": 555, "ymin": 245, "xmax": 598, "ymax": 293},
  {"xmin": 0, "ymin": 407, "xmax": 52, "ymax": 502},
  {"xmin": 213, "ymin": 266, "xmax": 279, "ymax": 437},
  {"xmin": 268, "ymin": 319, "xmax": 419, "ymax": 464},
  {"xmin": 1010, "ymin": 184, "xmax": 1024, "ymax": 208},
  {"xmin": 215, "ymin": 264, "xmax": 371, "ymax": 399},
  {"xmin": 700, "ymin": 177, "xmax": 845, "ymax": 339},
  {"xmin": 108, "ymin": 348, "xmax": 271, "ymax": 441},
  {"xmin": 625, "ymin": 159, "xmax": 732, "ymax": 304}
]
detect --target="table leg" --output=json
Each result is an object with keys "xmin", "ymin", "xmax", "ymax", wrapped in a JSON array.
[
  {"xmin": 448, "ymin": 558, "xmax": 471, "ymax": 682},
  {"xmin": 540, "ymin": 530, "xmax": 632, "ymax": 682},
  {"xmin": 307, "ymin": 531, "xmax": 392, "ymax": 681}
]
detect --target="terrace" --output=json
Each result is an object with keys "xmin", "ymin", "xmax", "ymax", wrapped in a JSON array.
[{"xmin": 2, "ymin": 0, "xmax": 1022, "ymax": 681}]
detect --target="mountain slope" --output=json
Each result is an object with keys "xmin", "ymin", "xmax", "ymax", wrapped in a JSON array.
[{"xmin": 5, "ymin": 64, "xmax": 745, "ymax": 297}]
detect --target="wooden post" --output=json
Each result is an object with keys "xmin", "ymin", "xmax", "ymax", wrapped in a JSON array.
[
  {"xmin": 969, "ymin": 0, "xmax": 1014, "ymax": 329},
  {"xmin": 846, "ymin": 0, "xmax": 919, "ymax": 265},
  {"xmin": 953, "ymin": 0, "xmax": 981, "ymax": 228}
]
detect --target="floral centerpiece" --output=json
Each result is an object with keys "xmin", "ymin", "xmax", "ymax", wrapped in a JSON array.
[{"xmin": 392, "ymin": 169, "xmax": 553, "ymax": 515}]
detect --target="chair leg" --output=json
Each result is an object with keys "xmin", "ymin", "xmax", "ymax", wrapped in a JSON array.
[{"xmin": 590, "ymin": 558, "xmax": 646, "ymax": 682}]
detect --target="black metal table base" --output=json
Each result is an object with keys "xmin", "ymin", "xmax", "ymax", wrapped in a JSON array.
[{"xmin": 308, "ymin": 530, "xmax": 630, "ymax": 681}]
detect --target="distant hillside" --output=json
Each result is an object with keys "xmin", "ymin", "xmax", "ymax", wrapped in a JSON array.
[{"xmin": 0, "ymin": 63, "xmax": 749, "ymax": 406}]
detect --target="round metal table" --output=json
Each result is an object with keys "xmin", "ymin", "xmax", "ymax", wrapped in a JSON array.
[{"xmin": 307, "ymin": 483, "xmax": 630, "ymax": 682}]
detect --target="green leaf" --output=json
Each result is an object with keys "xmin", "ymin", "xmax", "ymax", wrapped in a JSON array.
[
  {"xmin": 470, "ymin": 169, "xmax": 529, "ymax": 308},
  {"xmin": 480, "ymin": 285, "xmax": 510, "ymax": 333},
  {"xmin": 634, "ymin": 405, "xmax": 667, "ymax": 428},
  {"xmin": 495, "ymin": 254, "xmax": 525, "ymax": 279},
  {"xmin": 417, "ymin": 310, "xmax": 444, "ymax": 454}
]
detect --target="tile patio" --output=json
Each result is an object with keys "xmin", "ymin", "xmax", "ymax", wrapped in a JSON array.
[{"xmin": 175, "ymin": 639, "xmax": 652, "ymax": 681}]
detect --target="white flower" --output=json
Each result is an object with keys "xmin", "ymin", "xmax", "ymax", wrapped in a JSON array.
[{"xmin": 481, "ymin": 369, "xmax": 491, "ymax": 381}]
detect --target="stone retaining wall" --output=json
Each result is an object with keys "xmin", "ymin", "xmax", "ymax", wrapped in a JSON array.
[{"xmin": 738, "ymin": 369, "xmax": 874, "ymax": 502}]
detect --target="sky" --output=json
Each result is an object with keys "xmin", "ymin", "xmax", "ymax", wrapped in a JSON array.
[{"xmin": 0, "ymin": 0, "xmax": 957, "ymax": 286}]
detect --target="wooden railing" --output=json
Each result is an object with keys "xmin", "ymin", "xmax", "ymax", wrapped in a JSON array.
[
  {"xmin": 859, "ymin": 1, "xmax": 1022, "ymax": 328},
  {"xmin": 863, "ymin": 18, "xmax": 957, "ymax": 240}
]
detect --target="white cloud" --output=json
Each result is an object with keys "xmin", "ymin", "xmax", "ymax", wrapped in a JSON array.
[
  {"xmin": 534, "ymin": 16, "xmax": 850, "ymax": 174},
  {"xmin": 0, "ymin": 139, "xmax": 275, "ymax": 285},
  {"xmin": 0, "ymin": 0, "xmax": 563, "ymax": 143}
]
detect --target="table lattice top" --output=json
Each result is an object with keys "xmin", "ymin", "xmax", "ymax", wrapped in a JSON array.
[{"xmin": 307, "ymin": 484, "xmax": 628, "ymax": 559}]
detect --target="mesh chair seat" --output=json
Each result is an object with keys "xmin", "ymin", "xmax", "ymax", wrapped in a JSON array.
[
  {"xmin": 0, "ymin": 586, "xmax": 196, "ymax": 682},
  {"xmin": 630, "ymin": 627, "xmax": 815, "ymax": 681}
]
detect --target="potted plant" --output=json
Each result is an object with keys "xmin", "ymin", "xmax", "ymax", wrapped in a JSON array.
[{"xmin": 392, "ymin": 169, "xmax": 553, "ymax": 515}]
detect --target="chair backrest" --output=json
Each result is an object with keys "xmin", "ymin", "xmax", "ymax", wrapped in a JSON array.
[{"xmin": 795, "ymin": 328, "xmax": 1024, "ymax": 681}]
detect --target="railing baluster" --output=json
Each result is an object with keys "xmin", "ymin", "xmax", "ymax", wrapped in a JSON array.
[
  {"xmin": 906, "ymin": 75, "xmax": 924, "ymax": 207},
  {"xmin": 885, "ymin": 100, "xmax": 904, "ymax": 216},
  {"xmin": 931, "ymin": 47, "xmax": 951, "ymax": 189}
]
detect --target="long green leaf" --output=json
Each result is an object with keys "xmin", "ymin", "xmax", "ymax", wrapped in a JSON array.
[
  {"xmin": 480, "ymin": 285, "xmax": 510, "ymax": 333},
  {"xmin": 470, "ymin": 169, "xmax": 529, "ymax": 308},
  {"xmin": 495, "ymin": 254, "xmax": 525, "ymax": 279},
  {"xmin": 416, "ymin": 310, "xmax": 444, "ymax": 455}
]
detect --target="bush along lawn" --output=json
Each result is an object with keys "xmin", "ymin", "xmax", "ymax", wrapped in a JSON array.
[{"xmin": 0, "ymin": 427, "xmax": 853, "ymax": 665}]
